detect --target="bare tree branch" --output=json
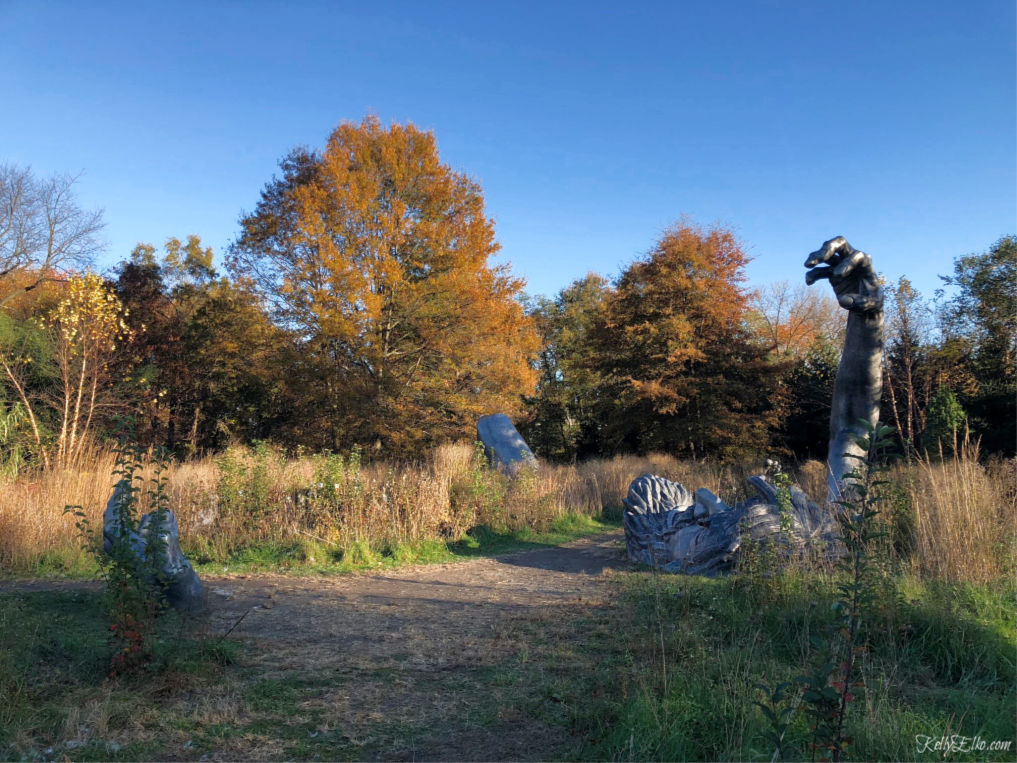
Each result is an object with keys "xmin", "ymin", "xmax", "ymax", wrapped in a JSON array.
[{"xmin": 0, "ymin": 164, "xmax": 105, "ymax": 309}]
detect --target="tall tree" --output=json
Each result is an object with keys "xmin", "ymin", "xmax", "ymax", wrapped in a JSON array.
[
  {"xmin": 228, "ymin": 117, "xmax": 538, "ymax": 453},
  {"xmin": 882, "ymin": 277, "xmax": 932, "ymax": 452},
  {"xmin": 748, "ymin": 280, "xmax": 844, "ymax": 460},
  {"xmin": 775, "ymin": 337, "xmax": 840, "ymax": 460},
  {"xmin": 939, "ymin": 235, "xmax": 1016, "ymax": 455},
  {"xmin": 941, "ymin": 235, "xmax": 1017, "ymax": 367},
  {"xmin": 49, "ymin": 274, "xmax": 132, "ymax": 466},
  {"xmin": 521, "ymin": 274, "xmax": 610, "ymax": 461},
  {"xmin": 0, "ymin": 274, "xmax": 129, "ymax": 468},
  {"xmin": 748, "ymin": 280, "xmax": 843, "ymax": 359},
  {"xmin": 593, "ymin": 220, "xmax": 778, "ymax": 460},
  {"xmin": 0, "ymin": 303, "xmax": 57, "ymax": 468},
  {"xmin": 115, "ymin": 236, "xmax": 284, "ymax": 455}
]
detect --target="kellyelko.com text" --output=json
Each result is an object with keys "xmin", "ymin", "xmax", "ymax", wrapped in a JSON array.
[{"xmin": 916, "ymin": 734, "xmax": 1014, "ymax": 756}]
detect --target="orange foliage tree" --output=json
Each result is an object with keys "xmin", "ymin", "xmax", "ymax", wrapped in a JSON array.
[
  {"xmin": 593, "ymin": 220, "xmax": 779, "ymax": 459},
  {"xmin": 748, "ymin": 280, "xmax": 843, "ymax": 360},
  {"xmin": 229, "ymin": 117, "xmax": 538, "ymax": 453}
]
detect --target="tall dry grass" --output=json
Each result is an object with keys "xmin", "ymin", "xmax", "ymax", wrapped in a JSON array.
[
  {"xmin": 903, "ymin": 435, "xmax": 1016, "ymax": 583},
  {"xmin": 0, "ymin": 443, "xmax": 711, "ymax": 573},
  {"xmin": 0, "ymin": 439, "xmax": 1012, "ymax": 581},
  {"xmin": 0, "ymin": 449, "xmax": 117, "ymax": 572}
]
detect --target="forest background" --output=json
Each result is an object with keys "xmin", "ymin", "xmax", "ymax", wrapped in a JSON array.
[{"xmin": 0, "ymin": 116, "xmax": 1014, "ymax": 476}]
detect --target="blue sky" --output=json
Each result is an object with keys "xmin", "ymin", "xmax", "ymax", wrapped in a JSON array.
[{"xmin": 2, "ymin": 0, "xmax": 1014, "ymax": 302}]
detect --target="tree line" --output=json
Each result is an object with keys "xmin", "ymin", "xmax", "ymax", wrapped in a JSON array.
[{"xmin": 1, "ymin": 117, "xmax": 1012, "ymax": 471}]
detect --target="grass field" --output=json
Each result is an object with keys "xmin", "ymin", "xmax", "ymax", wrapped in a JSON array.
[
  {"xmin": 2, "ymin": 568, "xmax": 1012, "ymax": 761},
  {"xmin": 0, "ymin": 440, "xmax": 1014, "ymax": 760},
  {"xmin": 589, "ymin": 571, "xmax": 1015, "ymax": 761}
]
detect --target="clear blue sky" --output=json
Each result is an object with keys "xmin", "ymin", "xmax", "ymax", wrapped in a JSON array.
[{"xmin": 3, "ymin": 0, "xmax": 1014, "ymax": 302}]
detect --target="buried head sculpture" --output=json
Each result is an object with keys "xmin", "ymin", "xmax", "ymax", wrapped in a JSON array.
[
  {"xmin": 623, "ymin": 237, "xmax": 884, "ymax": 573},
  {"xmin": 622, "ymin": 470, "xmax": 843, "ymax": 574}
]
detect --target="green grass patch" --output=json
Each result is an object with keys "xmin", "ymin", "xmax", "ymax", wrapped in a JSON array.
[
  {"xmin": 186, "ymin": 512, "xmax": 619, "ymax": 576},
  {"xmin": 0, "ymin": 589, "xmax": 237, "ymax": 760},
  {"xmin": 581, "ymin": 571, "xmax": 1017, "ymax": 761},
  {"xmin": 0, "ymin": 548, "xmax": 101, "ymax": 581},
  {"xmin": 449, "ymin": 514, "xmax": 618, "ymax": 558}
]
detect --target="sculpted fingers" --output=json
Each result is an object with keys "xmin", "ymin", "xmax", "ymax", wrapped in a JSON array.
[
  {"xmin": 832, "ymin": 249, "xmax": 872, "ymax": 279},
  {"xmin": 804, "ymin": 236, "xmax": 851, "ymax": 268},
  {"xmin": 805, "ymin": 265, "xmax": 834, "ymax": 285},
  {"xmin": 805, "ymin": 236, "xmax": 884, "ymax": 315}
]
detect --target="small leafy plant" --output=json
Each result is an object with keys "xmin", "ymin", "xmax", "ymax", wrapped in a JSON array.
[
  {"xmin": 757, "ymin": 422, "xmax": 898, "ymax": 762},
  {"xmin": 65, "ymin": 424, "xmax": 174, "ymax": 677}
]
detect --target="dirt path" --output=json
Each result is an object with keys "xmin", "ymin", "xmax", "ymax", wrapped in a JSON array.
[
  {"xmin": 206, "ymin": 530, "xmax": 630, "ymax": 760},
  {"xmin": 3, "ymin": 531, "xmax": 633, "ymax": 760}
]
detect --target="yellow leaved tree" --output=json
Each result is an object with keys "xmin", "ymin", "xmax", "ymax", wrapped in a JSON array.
[
  {"xmin": 0, "ymin": 273, "xmax": 131, "ymax": 468},
  {"xmin": 49, "ymin": 273, "xmax": 133, "ymax": 466}
]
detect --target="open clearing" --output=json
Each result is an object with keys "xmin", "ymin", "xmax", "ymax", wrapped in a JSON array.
[{"xmin": 2, "ymin": 531, "xmax": 633, "ymax": 761}]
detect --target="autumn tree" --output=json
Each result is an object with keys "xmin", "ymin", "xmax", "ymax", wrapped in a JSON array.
[
  {"xmin": 593, "ymin": 220, "xmax": 778, "ymax": 460},
  {"xmin": 114, "ymin": 236, "xmax": 285, "ymax": 455},
  {"xmin": 0, "ymin": 270, "xmax": 64, "ymax": 468},
  {"xmin": 747, "ymin": 280, "xmax": 851, "ymax": 460},
  {"xmin": 0, "ymin": 305, "xmax": 56, "ymax": 468},
  {"xmin": 228, "ymin": 117, "xmax": 538, "ymax": 453},
  {"xmin": 748, "ymin": 280, "xmax": 843, "ymax": 359},
  {"xmin": 0, "ymin": 274, "xmax": 129, "ymax": 468},
  {"xmin": 50, "ymin": 274, "xmax": 132, "ymax": 465}
]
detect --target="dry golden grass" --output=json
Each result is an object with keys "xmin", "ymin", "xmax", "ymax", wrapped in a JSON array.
[
  {"xmin": 796, "ymin": 459, "xmax": 830, "ymax": 505},
  {"xmin": 905, "ymin": 436, "xmax": 1016, "ymax": 583},
  {"xmin": 0, "ymin": 439, "xmax": 1012, "ymax": 582},
  {"xmin": 0, "ymin": 449, "xmax": 117, "ymax": 572},
  {"xmin": 1, "ymin": 443, "xmax": 666, "ymax": 572}
]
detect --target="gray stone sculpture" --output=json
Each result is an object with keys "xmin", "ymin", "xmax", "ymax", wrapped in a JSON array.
[
  {"xmin": 622, "ymin": 237, "xmax": 884, "ymax": 573},
  {"xmin": 804, "ymin": 236, "xmax": 884, "ymax": 502},
  {"xmin": 477, "ymin": 413, "xmax": 537, "ymax": 472},
  {"xmin": 623, "ymin": 472, "xmax": 840, "ymax": 574},
  {"xmin": 103, "ymin": 480, "xmax": 205, "ymax": 612}
]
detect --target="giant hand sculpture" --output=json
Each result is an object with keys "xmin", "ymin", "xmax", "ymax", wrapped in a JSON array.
[
  {"xmin": 622, "ymin": 472, "xmax": 841, "ymax": 575},
  {"xmin": 804, "ymin": 237, "xmax": 884, "ymax": 502}
]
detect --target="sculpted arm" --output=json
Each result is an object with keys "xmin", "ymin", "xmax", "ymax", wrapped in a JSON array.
[{"xmin": 804, "ymin": 237, "xmax": 884, "ymax": 502}]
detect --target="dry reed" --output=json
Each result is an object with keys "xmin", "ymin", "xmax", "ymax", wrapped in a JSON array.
[{"xmin": 0, "ymin": 443, "xmax": 682, "ymax": 572}]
